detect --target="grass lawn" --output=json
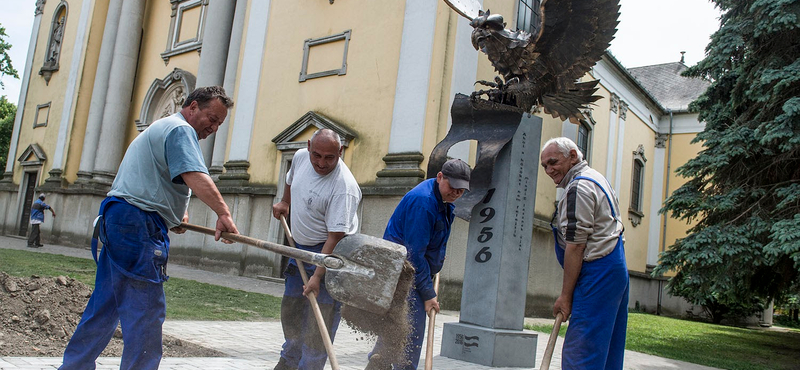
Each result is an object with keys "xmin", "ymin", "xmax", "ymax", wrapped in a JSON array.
[
  {"xmin": 526, "ymin": 312, "xmax": 800, "ymax": 370},
  {"xmin": 0, "ymin": 248, "xmax": 281, "ymax": 321}
]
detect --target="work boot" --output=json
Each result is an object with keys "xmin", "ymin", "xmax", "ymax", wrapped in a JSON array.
[{"xmin": 273, "ymin": 357, "xmax": 297, "ymax": 370}]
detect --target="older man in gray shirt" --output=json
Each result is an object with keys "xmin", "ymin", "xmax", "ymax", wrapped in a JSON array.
[
  {"xmin": 60, "ymin": 86, "xmax": 239, "ymax": 370},
  {"xmin": 541, "ymin": 137, "xmax": 629, "ymax": 370}
]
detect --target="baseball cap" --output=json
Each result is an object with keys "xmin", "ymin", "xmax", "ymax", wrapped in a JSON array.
[
  {"xmin": 441, "ymin": 159, "xmax": 471, "ymax": 190},
  {"xmin": 39, "ymin": 193, "xmax": 46, "ymax": 199}
]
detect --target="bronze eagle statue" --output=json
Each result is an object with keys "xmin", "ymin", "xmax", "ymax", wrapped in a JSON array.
[{"xmin": 445, "ymin": 0, "xmax": 620, "ymax": 123}]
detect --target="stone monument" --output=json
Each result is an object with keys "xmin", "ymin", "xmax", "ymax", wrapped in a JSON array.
[{"xmin": 429, "ymin": 94, "xmax": 541, "ymax": 367}]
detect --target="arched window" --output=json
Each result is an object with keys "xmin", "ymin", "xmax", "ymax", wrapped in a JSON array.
[
  {"xmin": 577, "ymin": 108, "xmax": 595, "ymax": 164},
  {"xmin": 40, "ymin": 1, "xmax": 68, "ymax": 84},
  {"xmin": 629, "ymin": 145, "xmax": 647, "ymax": 226},
  {"xmin": 577, "ymin": 120, "xmax": 593, "ymax": 164}
]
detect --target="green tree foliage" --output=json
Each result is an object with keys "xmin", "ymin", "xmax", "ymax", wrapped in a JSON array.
[
  {"xmin": 0, "ymin": 24, "xmax": 19, "ymax": 89},
  {"xmin": 653, "ymin": 0, "xmax": 800, "ymax": 323},
  {"xmin": 0, "ymin": 95, "xmax": 15, "ymax": 178}
]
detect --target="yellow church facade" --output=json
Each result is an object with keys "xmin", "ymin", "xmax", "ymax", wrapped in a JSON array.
[{"xmin": 1, "ymin": 0, "xmax": 708, "ymax": 316}]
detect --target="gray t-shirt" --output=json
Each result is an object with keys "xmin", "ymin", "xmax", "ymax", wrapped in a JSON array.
[
  {"xmin": 286, "ymin": 148, "xmax": 361, "ymax": 245},
  {"xmin": 108, "ymin": 113, "xmax": 207, "ymax": 228}
]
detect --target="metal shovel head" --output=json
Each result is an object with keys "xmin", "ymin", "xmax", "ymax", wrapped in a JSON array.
[{"xmin": 325, "ymin": 234, "xmax": 407, "ymax": 315}]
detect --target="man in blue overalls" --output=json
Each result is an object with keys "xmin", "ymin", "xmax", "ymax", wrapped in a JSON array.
[
  {"xmin": 540, "ymin": 137, "xmax": 629, "ymax": 370},
  {"xmin": 366, "ymin": 158, "xmax": 472, "ymax": 370},
  {"xmin": 59, "ymin": 86, "xmax": 240, "ymax": 370}
]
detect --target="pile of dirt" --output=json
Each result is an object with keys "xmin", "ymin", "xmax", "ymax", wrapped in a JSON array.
[
  {"xmin": 0, "ymin": 272, "xmax": 224, "ymax": 358},
  {"xmin": 341, "ymin": 260, "xmax": 415, "ymax": 368}
]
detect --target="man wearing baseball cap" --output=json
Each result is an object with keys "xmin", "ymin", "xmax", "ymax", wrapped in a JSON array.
[{"xmin": 366, "ymin": 158, "xmax": 471, "ymax": 370}]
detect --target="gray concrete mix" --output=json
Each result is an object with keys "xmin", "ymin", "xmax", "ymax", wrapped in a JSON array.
[{"xmin": 0, "ymin": 235, "xmax": 720, "ymax": 370}]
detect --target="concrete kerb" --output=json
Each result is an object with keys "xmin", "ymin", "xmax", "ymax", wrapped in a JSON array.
[{"xmin": 0, "ymin": 235, "xmax": 721, "ymax": 370}]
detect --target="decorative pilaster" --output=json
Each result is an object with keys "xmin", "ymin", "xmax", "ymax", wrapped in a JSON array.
[
  {"xmin": 647, "ymin": 131, "xmax": 669, "ymax": 266},
  {"xmin": 377, "ymin": 0, "xmax": 437, "ymax": 184},
  {"xmin": 374, "ymin": 152, "xmax": 425, "ymax": 186},
  {"xmin": 2, "ymin": 1, "xmax": 47, "ymax": 183},
  {"xmin": 195, "ymin": 0, "xmax": 237, "ymax": 167},
  {"xmin": 36, "ymin": 0, "xmax": 46, "ymax": 15},
  {"xmin": 655, "ymin": 133, "xmax": 668, "ymax": 148},
  {"xmin": 216, "ymin": 160, "xmax": 250, "ymax": 187},
  {"xmin": 619, "ymin": 101, "xmax": 628, "ymax": 120},
  {"xmin": 91, "ymin": 0, "xmax": 146, "ymax": 186},
  {"xmin": 604, "ymin": 92, "xmax": 620, "ymax": 180},
  {"xmin": 222, "ymin": 0, "xmax": 272, "ymax": 184},
  {"xmin": 610, "ymin": 92, "xmax": 620, "ymax": 113},
  {"xmin": 210, "ymin": 0, "xmax": 247, "ymax": 177},
  {"xmin": 75, "ymin": 0, "xmax": 123, "ymax": 185},
  {"xmin": 40, "ymin": 168, "xmax": 65, "ymax": 190},
  {"xmin": 613, "ymin": 101, "xmax": 629, "ymax": 193}
]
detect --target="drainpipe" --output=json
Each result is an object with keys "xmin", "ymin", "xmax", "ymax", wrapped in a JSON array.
[{"xmin": 657, "ymin": 109, "xmax": 674, "ymax": 315}]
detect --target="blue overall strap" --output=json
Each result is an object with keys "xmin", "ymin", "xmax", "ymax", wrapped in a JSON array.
[
  {"xmin": 573, "ymin": 176, "xmax": 617, "ymax": 219},
  {"xmin": 91, "ymin": 196, "xmax": 126, "ymax": 264},
  {"xmin": 572, "ymin": 175, "xmax": 625, "ymax": 247}
]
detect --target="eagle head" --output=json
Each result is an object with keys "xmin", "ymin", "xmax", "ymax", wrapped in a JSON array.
[{"xmin": 470, "ymin": 10, "xmax": 505, "ymax": 51}]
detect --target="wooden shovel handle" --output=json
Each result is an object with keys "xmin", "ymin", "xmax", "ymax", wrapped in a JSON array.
[
  {"xmin": 540, "ymin": 312, "xmax": 564, "ymax": 370},
  {"xmin": 179, "ymin": 222, "xmax": 343, "ymax": 269},
  {"xmin": 280, "ymin": 216, "xmax": 339, "ymax": 370},
  {"xmin": 425, "ymin": 273, "xmax": 440, "ymax": 370}
]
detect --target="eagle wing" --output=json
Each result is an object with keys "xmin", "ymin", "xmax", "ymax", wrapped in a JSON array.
[
  {"xmin": 529, "ymin": 0, "xmax": 620, "ymax": 84},
  {"xmin": 519, "ymin": 0, "xmax": 621, "ymax": 121}
]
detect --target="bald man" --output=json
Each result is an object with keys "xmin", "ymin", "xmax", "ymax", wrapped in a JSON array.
[{"xmin": 271, "ymin": 129, "xmax": 362, "ymax": 370}]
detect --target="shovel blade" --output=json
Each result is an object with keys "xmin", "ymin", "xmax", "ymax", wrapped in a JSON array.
[{"xmin": 325, "ymin": 234, "xmax": 407, "ymax": 314}]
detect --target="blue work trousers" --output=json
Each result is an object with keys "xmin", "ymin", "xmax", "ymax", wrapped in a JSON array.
[
  {"xmin": 562, "ymin": 241, "xmax": 629, "ymax": 370},
  {"xmin": 279, "ymin": 252, "xmax": 342, "ymax": 370},
  {"xmin": 60, "ymin": 200, "xmax": 168, "ymax": 370}
]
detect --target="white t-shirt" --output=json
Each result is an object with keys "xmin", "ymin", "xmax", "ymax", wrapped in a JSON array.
[{"xmin": 286, "ymin": 148, "xmax": 361, "ymax": 246}]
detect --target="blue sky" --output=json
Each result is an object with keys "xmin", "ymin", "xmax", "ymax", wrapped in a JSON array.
[{"xmin": 0, "ymin": 0, "xmax": 722, "ymax": 105}]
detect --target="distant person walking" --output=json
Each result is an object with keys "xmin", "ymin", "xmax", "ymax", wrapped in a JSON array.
[{"xmin": 28, "ymin": 193, "xmax": 56, "ymax": 248}]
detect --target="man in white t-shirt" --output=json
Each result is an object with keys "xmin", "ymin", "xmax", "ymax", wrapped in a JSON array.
[{"xmin": 272, "ymin": 129, "xmax": 362, "ymax": 370}]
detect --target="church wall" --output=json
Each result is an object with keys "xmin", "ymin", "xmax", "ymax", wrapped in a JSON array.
[
  {"xmin": 245, "ymin": 0, "xmax": 408, "ymax": 186},
  {"xmin": 617, "ymin": 112, "xmax": 658, "ymax": 273},
  {"xmin": 662, "ymin": 132, "xmax": 703, "ymax": 257}
]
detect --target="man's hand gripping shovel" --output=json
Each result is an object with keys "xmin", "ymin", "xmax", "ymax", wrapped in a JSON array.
[{"xmin": 180, "ymin": 222, "xmax": 408, "ymax": 315}]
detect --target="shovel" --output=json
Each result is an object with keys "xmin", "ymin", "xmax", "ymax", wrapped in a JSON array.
[
  {"xmin": 540, "ymin": 312, "xmax": 564, "ymax": 370},
  {"xmin": 280, "ymin": 215, "xmax": 339, "ymax": 370},
  {"xmin": 180, "ymin": 222, "xmax": 407, "ymax": 314},
  {"xmin": 424, "ymin": 273, "xmax": 440, "ymax": 370}
]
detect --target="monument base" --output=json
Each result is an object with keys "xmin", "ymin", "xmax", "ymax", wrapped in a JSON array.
[{"xmin": 441, "ymin": 321, "xmax": 538, "ymax": 367}]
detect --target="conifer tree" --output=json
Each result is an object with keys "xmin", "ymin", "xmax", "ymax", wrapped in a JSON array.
[
  {"xmin": 0, "ymin": 96, "xmax": 14, "ymax": 176},
  {"xmin": 0, "ymin": 24, "xmax": 19, "ymax": 89},
  {"xmin": 654, "ymin": 0, "xmax": 800, "ymax": 323}
]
